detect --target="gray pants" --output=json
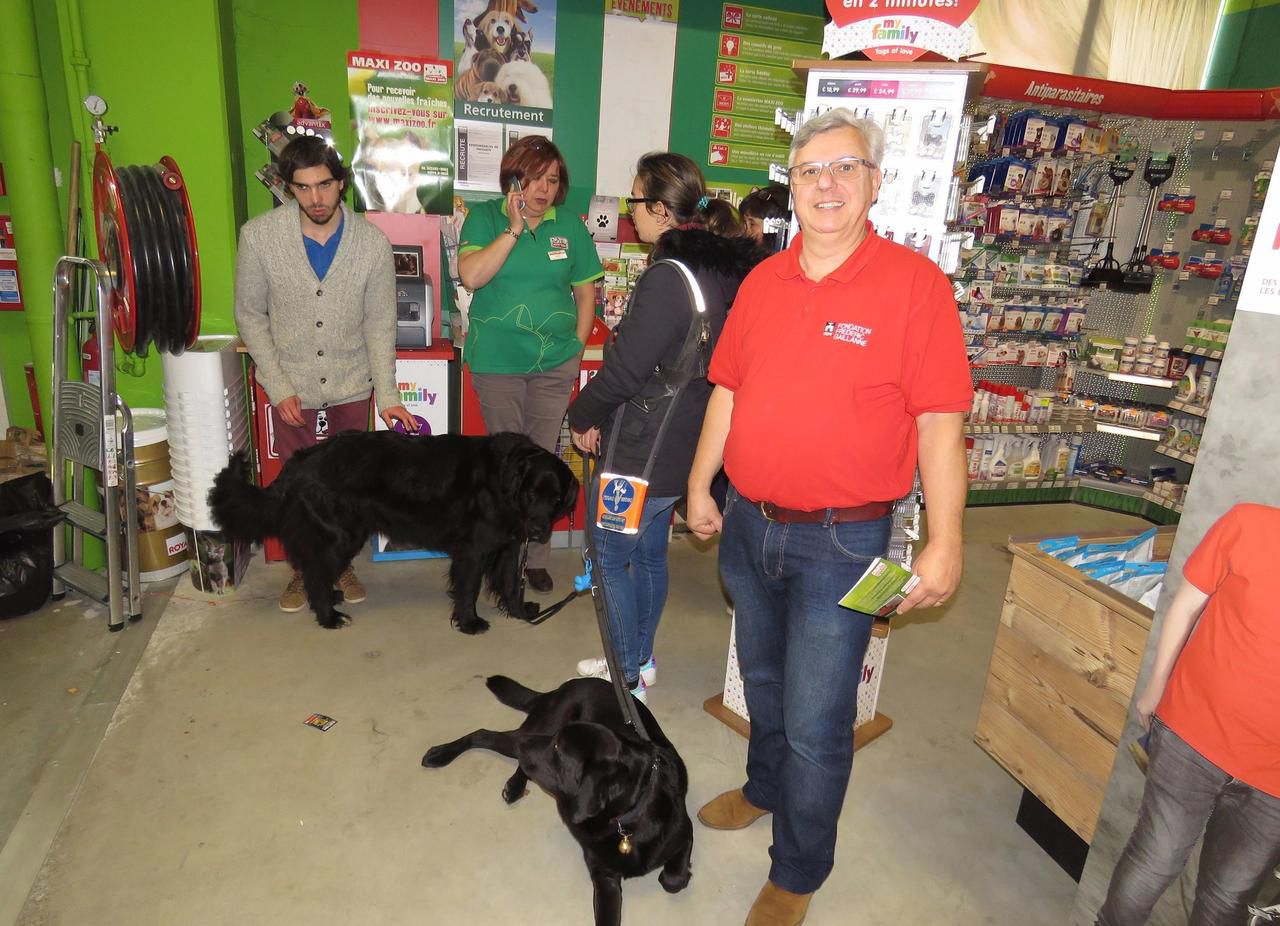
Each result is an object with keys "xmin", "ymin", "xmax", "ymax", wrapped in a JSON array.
[
  {"xmin": 470, "ymin": 356, "xmax": 579, "ymax": 569},
  {"xmin": 1097, "ymin": 717, "xmax": 1280, "ymax": 926}
]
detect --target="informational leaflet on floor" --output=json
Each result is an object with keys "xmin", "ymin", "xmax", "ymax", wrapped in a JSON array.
[{"xmin": 838, "ymin": 557, "xmax": 920, "ymax": 617}]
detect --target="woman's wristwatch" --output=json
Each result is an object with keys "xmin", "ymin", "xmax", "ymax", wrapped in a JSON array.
[{"xmin": 503, "ymin": 228, "xmax": 520, "ymax": 241}]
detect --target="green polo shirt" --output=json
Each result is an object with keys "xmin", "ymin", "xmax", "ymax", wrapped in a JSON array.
[{"xmin": 459, "ymin": 198, "xmax": 604, "ymax": 374}]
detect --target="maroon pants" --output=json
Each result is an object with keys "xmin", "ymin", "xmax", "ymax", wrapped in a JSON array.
[{"xmin": 273, "ymin": 398, "xmax": 372, "ymax": 464}]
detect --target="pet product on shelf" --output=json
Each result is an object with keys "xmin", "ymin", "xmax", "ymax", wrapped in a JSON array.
[{"xmin": 129, "ymin": 409, "xmax": 189, "ymax": 582}]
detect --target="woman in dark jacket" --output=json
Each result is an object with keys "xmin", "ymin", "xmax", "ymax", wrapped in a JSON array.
[{"xmin": 568, "ymin": 152, "xmax": 765, "ymax": 699}]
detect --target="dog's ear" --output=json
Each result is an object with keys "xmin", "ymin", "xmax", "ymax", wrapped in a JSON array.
[{"xmin": 563, "ymin": 726, "xmax": 633, "ymax": 824}]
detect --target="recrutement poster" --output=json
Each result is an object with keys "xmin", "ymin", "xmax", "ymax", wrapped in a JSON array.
[{"xmin": 453, "ymin": 0, "xmax": 558, "ymax": 193}]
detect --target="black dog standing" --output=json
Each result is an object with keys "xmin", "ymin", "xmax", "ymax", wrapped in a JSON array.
[
  {"xmin": 423, "ymin": 676, "xmax": 694, "ymax": 926},
  {"xmin": 208, "ymin": 431, "xmax": 578, "ymax": 631}
]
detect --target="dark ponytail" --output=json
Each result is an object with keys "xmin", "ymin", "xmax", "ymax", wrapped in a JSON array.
[{"xmin": 636, "ymin": 151, "xmax": 741, "ymax": 237}]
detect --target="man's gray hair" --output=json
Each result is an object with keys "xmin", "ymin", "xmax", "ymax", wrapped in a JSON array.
[{"xmin": 790, "ymin": 109, "xmax": 885, "ymax": 169}]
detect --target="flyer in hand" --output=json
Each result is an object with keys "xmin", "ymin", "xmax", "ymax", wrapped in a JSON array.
[{"xmin": 838, "ymin": 558, "xmax": 920, "ymax": 617}]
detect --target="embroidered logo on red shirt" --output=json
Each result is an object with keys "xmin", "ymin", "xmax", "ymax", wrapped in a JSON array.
[{"xmin": 833, "ymin": 323, "xmax": 871, "ymax": 346}]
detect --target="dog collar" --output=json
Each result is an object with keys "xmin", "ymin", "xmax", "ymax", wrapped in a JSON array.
[{"xmin": 612, "ymin": 756, "xmax": 662, "ymax": 855}]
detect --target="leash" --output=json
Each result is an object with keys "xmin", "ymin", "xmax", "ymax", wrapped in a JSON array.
[{"xmin": 581, "ymin": 449, "xmax": 653, "ymax": 742}]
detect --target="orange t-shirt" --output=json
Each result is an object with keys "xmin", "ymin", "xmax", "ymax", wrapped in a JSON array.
[{"xmin": 1158, "ymin": 503, "xmax": 1280, "ymax": 797}]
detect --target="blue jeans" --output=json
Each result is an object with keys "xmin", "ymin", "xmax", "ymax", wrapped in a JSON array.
[
  {"xmin": 719, "ymin": 484, "xmax": 891, "ymax": 895},
  {"xmin": 1096, "ymin": 717, "xmax": 1280, "ymax": 926},
  {"xmin": 590, "ymin": 482, "xmax": 680, "ymax": 686}
]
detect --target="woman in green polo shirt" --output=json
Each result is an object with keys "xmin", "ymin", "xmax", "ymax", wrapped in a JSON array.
[{"xmin": 458, "ymin": 136, "xmax": 603, "ymax": 593}]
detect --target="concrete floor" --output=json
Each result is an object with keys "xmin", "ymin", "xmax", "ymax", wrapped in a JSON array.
[{"xmin": 0, "ymin": 503, "xmax": 1150, "ymax": 926}]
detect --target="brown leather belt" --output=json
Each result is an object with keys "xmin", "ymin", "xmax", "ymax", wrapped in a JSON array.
[{"xmin": 747, "ymin": 497, "xmax": 894, "ymax": 524}]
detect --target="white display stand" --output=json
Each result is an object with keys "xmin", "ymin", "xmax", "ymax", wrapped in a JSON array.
[{"xmin": 703, "ymin": 612, "xmax": 895, "ymax": 749}]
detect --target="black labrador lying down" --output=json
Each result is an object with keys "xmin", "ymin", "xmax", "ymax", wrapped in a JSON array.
[
  {"xmin": 208, "ymin": 431, "xmax": 578, "ymax": 632},
  {"xmin": 422, "ymin": 676, "xmax": 694, "ymax": 925}
]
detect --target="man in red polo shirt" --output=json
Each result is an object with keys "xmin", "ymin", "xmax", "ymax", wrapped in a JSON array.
[
  {"xmin": 1097, "ymin": 503, "xmax": 1280, "ymax": 925},
  {"xmin": 686, "ymin": 108, "xmax": 972, "ymax": 926}
]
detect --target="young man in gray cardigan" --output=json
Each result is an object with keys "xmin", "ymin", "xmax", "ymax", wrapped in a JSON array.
[{"xmin": 234, "ymin": 136, "xmax": 415, "ymax": 612}]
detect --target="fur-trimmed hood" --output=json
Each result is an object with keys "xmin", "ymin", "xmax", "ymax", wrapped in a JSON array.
[{"xmin": 650, "ymin": 226, "xmax": 768, "ymax": 284}]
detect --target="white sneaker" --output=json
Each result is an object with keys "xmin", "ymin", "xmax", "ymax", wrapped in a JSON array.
[
  {"xmin": 576, "ymin": 655, "xmax": 657, "ymax": 687},
  {"xmin": 630, "ymin": 679, "xmax": 648, "ymax": 704}
]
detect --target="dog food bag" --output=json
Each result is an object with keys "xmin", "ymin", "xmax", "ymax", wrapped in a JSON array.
[
  {"xmin": 1062, "ymin": 528, "xmax": 1157, "ymax": 567},
  {"xmin": 1107, "ymin": 562, "xmax": 1168, "ymax": 601}
]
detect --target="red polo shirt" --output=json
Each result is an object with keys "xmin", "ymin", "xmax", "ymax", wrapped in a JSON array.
[
  {"xmin": 1158, "ymin": 503, "xmax": 1280, "ymax": 797},
  {"xmin": 710, "ymin": 226, "xmax": 971, "ymax": 510}
]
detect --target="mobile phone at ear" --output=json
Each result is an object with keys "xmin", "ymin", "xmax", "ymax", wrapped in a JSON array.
[{"xmin": 509, "ymin": 176, "xmax": 525, "ymax": 210}]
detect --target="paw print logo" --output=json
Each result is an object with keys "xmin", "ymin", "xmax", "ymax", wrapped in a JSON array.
[{"xmin": 595, "ymin": 214, "xmax": 610, "ymax": 229}]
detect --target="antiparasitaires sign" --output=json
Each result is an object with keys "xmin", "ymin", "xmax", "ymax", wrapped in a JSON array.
[{"xmin": 348, "ymin": 51, "xmax": 454, "ymax": 216}]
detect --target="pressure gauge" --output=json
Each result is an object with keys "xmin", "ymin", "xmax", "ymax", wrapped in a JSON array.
[{"xmin": 84, "ymin": 95, "xmax": 108, "ymax": 116}]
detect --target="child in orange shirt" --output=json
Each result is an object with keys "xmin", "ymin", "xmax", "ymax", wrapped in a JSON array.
[{"xmin": 1097, "ymin": 503, "xmax": 1280, "ymax": 925}]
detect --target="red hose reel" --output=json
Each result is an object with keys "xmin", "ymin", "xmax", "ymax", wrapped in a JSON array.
[{"xmin": 92, "ymin": 149, "xmax": 201, "ymax": 355}]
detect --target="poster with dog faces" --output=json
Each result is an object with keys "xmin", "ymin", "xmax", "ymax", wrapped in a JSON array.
[
  {"xmin": 454, "ymin": 0, "xmax": 557, "ymax": 192},
  {"xmin": 347, "ymin": 51, "xmax": 455, "ymax": 215}
]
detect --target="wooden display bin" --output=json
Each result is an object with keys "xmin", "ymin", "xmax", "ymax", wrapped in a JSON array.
[{"xmin": 974, "ymin": 526, "xmax": 1175, "ymax": 844}]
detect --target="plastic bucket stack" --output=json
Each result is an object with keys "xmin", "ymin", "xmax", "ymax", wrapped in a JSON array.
[{"xmin": 161, "ymin": 336, "xmax": 250, "ymax": 531}]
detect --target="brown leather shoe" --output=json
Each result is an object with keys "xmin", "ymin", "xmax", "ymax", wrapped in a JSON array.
[
  {"xmin": 745, "ymin": 880, "xmax": 813, "ymax": 926},
  {"xmin": 697, "ymin": 788, "xmax": 769, "ymax": 830},
  {"xmin": 525, "ymin": 568, "xmax": 553, "ymax": 592},
  {"xmin": 337, "ymin": 565, "xmax": 367, "ymax": 604}
]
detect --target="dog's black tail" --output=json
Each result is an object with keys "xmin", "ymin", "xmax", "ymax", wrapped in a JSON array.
[
  {"xmin": 486, "ymin": 675, "xmax": 542, "ymax": 712},
  {"xmin": 208, "ymin": 452, "xmax": 281, "ymax": 543}
]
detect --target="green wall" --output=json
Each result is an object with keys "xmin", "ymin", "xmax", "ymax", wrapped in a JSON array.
[
  {"xmin": 73, "ymin": 0, "xmax": 243, "ymax": 411},
  {"xmin": 0, "ymin": 0, "xmax": 77, "ymax": 432},
  {"xmin": 1203, "ymin": 0, "xmax": 1280, "ymax": 88},
  {"xmin": 1, "ymin": 0, "xmax": 245, "ymax": 426},
  {"xmin": 232, "ymin": 0, "xmax": 359, "ymax": 222}
]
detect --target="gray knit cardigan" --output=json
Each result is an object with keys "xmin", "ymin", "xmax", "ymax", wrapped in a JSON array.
[{"xmin": 234, "ymin": 201, "xmax": 399, "ymax": 412}]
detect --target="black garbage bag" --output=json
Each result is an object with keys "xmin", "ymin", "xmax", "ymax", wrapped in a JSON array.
[{"xmin": 0, "ymin": 473, "xmax": 65, "ymax": 619}]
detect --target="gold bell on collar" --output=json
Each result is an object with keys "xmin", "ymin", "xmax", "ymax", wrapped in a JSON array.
[{"xmin": 616, "ymin": 821, "xmax": 633, "ymax": 855}]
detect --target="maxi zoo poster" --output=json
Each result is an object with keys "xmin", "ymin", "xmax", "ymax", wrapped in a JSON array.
[
  {"xmin": 348, "ymin": 51, "xmax": 454, "ymax": 215},
  {"xmin": 453, "ymin": 0, "xmax": 557, "ymax": 192}
]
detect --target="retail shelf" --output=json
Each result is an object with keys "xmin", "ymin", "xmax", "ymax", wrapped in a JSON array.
[
  {"xmin": 969, "ymin": 478, "xmax": 1077, "ymax": 492},
  {"xmin": 964, "ymin": 422, "xmax": 1093, "ymax": 435},
  {"xmin": 990, "ymin": 283, "xmax": 1081, "ymax": 296},
  {"xmin": 1154, "ymin": 443, "xmax": 1197, "ymax": 464},
  {"xmin": 1180, "ymin": 344, "xmax": 1225, "ymax": 359},
  {"xmin": 969, "ymin": 329, "xmax": 1085, "ymax": 341},
  {"xmin": 1141, "ymin": 491, "xmax": 1185, "ymax": 514},
  {"xmin": 1076, "ymin": 475, "xmax": 1148, "ymax": 497},
  {"xmin": 1106, "ymin": 372, "xmax": 1177, "ymax": 388},
  {"xmin": 1167, "ymin": 398, "xmax": 1210, "ymax": 417},
  {"xmin": 972, "ymin": 235, "xmax": 1072, "ymax": 253},
  {"xmin": 1094, "ymin": 422, "xmax": 1163, "ymax": 441},
  {"xmin": 964, "ymin": 473, "xmax": 1184, "ymax": 524}
]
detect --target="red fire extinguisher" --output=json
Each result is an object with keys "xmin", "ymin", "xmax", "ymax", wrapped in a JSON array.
[{"xmin": 81, "ymin": 325, "xmax": 101, "ymax": 386}]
